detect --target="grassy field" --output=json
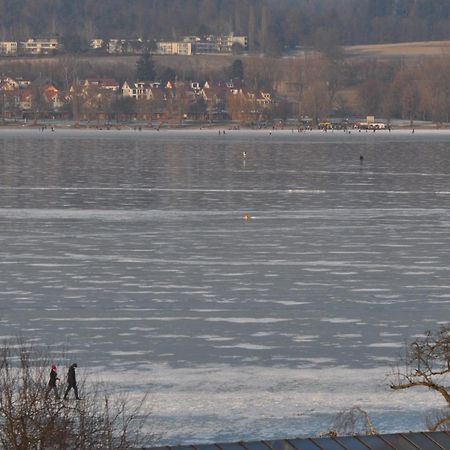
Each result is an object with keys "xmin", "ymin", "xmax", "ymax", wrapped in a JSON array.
[
  {"xmin": 1, "ymin": 39, "xmax": 449, "ymax": 77},
  {"xmin": 0, "ymin": 53, "xmax": 235, "ymax": 74},
  {"xmin": 0, "ymin": 53, "xmax": 237, "ymax": 85},
  {"xmin": 345, "ymin": 40, "xmax": 450, "ymax": 59}
]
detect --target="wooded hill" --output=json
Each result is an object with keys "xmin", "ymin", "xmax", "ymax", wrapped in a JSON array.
[{"xmin": 1, "ymin": 0, "xmax": 450, "ymax": 55}]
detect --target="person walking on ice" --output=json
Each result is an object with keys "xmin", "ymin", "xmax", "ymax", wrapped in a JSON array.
[
  {"xmin": 63, "ymin": 363, "xmax": 81, "ymax": 400},
  {"xmin": 45, "ymin": 364, "xmax": 60, "ymax": 399}
]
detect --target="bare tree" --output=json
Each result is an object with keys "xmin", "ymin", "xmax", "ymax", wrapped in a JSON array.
[
  {"xmin": 390, "ymin": 326, "xmax": 450, "ymax": 431},
  {"xmin": 0, "ymin": 341, "xmax": 152, "ymax": 449},
  {"xmin": 302, "ymin": 81, "xmax": 331, "ymax": 125},
  {"xmin": 70, "ymin": 80, "xmax": 82, "ymax": 126},
  {"xmin": 57, "ymin": 55, "xmax": 81, "ymax": 89},
  {"xmin": 420, "ymin": 57, "xmax": 450, "ymax": 125},
  {"xmin": 391, "ymin": 68, "xmax": 421, "ymax": 126},
  {"xmin": 358, "ymin": 79, "xmax": 385, "ymax": 116},
  {"xmin": 322, "ymin": 406, "xmax": 377, "ymax": 437},
  {"xmin": 30, "ymin": 85, "xmax": 48, "ymax": 125}
]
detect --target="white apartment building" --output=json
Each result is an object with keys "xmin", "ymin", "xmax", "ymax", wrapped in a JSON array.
[
  {"xmin": 209, "ymin": 34, "xmax": 248, "ymax": 51},
  {"xmin": 229, "ymin": 35, "xmax": 248, "ymax": 48},
  {"xmin": 0, "ymin": 41, "xmax": 18, "ymax": 55},
  {"xmin": 21, "ymin": 38, "xmax": 60, "ymax": 54},
  {"xmin": 157, "ymin": 42, "xmax": 192, "ymax": 55},
  {"xmin": 190, "ymin": 34, "xmax": 248, "ymax": 54},
  {"xmin": 107, "ymin": 39, "xmax": 126, "ymax": 54}
]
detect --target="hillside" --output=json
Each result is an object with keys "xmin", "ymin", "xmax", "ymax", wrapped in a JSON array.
[{"xmin": 1, "ymin": 0, "xmax": 450, "ymax": 55}]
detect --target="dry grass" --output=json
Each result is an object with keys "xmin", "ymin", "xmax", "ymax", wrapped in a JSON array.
[
  {"xmin": 345, "ymin": 40, "xmax": 450, "ymax": 59},
  {"xmin": 0, "ymin": 53, "xmax": 237, "ymax": 84},
  {"xmin": 0, "ymin": 53, "xmax": 235, "ymax": 71}
]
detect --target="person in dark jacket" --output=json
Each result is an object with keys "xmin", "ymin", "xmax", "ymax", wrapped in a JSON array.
[
  {"xmin": 45, "ymin": 364, "xmax": 60, "ymax": 399},
  {"xmin": 63, "ymin": 363, "xmax": 81, "ymax": 400}
]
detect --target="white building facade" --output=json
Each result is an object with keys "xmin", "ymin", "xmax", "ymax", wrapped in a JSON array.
[
  {"xmin": 21, "ymin": 38, "xmax": 60, "ymax": 54},
  {"xmin": 157, "ymin": 42, "xmax": 192, "ymax": 55},
  {"xmin": 0, "ymin": 41, "xmax": 18, "ymax": 55}
]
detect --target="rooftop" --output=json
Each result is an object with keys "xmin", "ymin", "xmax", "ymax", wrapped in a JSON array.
[{"xmin": 148, "ymin": 432, "xmax": 450, "ymax": 450}]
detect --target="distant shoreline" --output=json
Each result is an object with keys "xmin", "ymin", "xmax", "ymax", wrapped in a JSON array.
[
  {"xmin": 0, "ymin": 121, "xmax": 449, "ymax": 131},
  {"xmin": 1, "ymin": 124, "xmax": 450, "ymax": 134}
]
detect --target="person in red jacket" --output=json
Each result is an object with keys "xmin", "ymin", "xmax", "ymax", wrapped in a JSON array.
[{"xmin": 45, "ymin": 364, "xmax": 60, "ymax": 399}]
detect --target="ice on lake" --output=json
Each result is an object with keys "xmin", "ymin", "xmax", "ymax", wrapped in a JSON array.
[{"xmin": 0, "ymin": 128, "xmax": 449, "ymax": 443}]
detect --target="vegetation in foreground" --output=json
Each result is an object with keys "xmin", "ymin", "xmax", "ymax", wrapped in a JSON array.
[
  {"xmin": 0, "ymin": 341, "xmax": 151, "ymax": 449},
  {"xmin": 0, "ymin": 326, "xmax": 448, "ymax": 447},
  {"xmin": 390, "ymin": 325, "xmax": 450, "ymax": 432}
]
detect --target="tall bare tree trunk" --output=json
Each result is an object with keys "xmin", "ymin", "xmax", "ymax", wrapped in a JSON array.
[{"xmin": 248, "ymin": 1, "xmax": 257, "ymax": 53}]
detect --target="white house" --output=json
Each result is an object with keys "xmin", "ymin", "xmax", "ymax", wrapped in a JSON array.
[{"xmin": 122, "ymin": 81, "xmax": 159, "ymax": 100}]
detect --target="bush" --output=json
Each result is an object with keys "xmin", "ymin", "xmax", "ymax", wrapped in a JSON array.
[
  {"xmin": 0, "ymin": 341, "xmax": 151, "ymax": 449},
  {"xmin": 390, "ymin": 325, "xmax": 450, "ymax": 431}
]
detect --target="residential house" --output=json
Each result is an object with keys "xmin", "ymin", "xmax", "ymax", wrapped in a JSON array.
[
  {"xmin": 122, "ymin": 81, "xmax": 160, "ymax": 100},
  {"xmin": 82, "ymin": 78, "xmax": 120, "ymax": 93},
  {"xmin": 18, "ymin": 80, "xmax": 66, "ymax": 119},
  {"xmin": 256, "ymin": 91, "xmax": 273, "ymax": 108},
  {"xmin": 68, "ymin": 79, "xmax": 119, "ymax": 121},
  {"xmin": 0, "ymin": 77, "xmax": 20, "ymax": 91},
  {"xmin": 119, "ymin": 81, "xmax": 166, "ymax": 120},
  {"xmin": 70, "ymin": 79, "xmax": 119, "ymax": 102},
  {"xmin": 42, "ymin": 83, "xmax": 64, "ymax": 110},
  {"xmin": 190, "ymin": 82, "xmax": 202, "ymax": 94},
  {"xmin": 224, "ymin": 85, "xmax": 274, "ymax": 122},
  {"xmin": 226, "ymin": 79, "xmax": 245, "ymax": 95},
  {"xmin": 19, "ymin": 88, "xmax": 32, "ymax": 111}
]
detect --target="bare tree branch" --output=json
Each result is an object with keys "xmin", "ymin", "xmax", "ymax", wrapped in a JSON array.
[
  {"xmin": 390, "ymin": 325, "xmax": 450, "ymax": 431},
  {"xmin": 0, "ymin": 340, "xmax": 153, "ymax": 449}
]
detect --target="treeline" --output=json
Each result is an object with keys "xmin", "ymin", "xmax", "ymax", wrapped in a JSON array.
[
  {"xmin": 1, "ymin": 0, "xmax": 450, "ymax": 54},
  {"xmin": 283, "ymin": 55, "xmax": 450, "ymax": 124}
]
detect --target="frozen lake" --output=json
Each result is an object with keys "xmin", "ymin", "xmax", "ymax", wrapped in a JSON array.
[{"xmin": 0, "ymin": 128, "xmax": 449, "ymax": 443}]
